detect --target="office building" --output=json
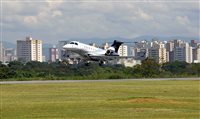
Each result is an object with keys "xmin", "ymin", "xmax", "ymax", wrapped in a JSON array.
[
  {"xmin": 149, "ymin": 42, "xmax": 167, "ymax": 63},
  {"xmin": 49, "ymin": 46, "xmax": 59, "ymax": 62},
  {"xmin": 17, "ymin": 36, "xmax": 42, "ymax": 62},
  {"xmin": 174, "ymin": 39, "xmax": 184, "ymax": 48},
  {"xmin": 151, "ymin": 40, "xmax": 160, "ymax": 49},
  {"xmin": 4, "ymin": 48, "xmax": 17, "ymax": 62},
  {"xmin": 174, "ymin": 42, "xmax": 193, "ymax": 63},
  {"xmin": 166, "ymin": 41, "xmax": 174, "ymax": 52},
  {"xmin": 131, "ymin": 48, "xmax": 148, "ymax": 60},
  {"xmin": 135, "ymin": 40, "xmax": 148, "ymax": 49},
  {"xmin": 130, "ymin": 41, "xmax": 149, "ymax": 60},
  {"xmin": 58, "ymin": 41, "xmax": 69, "ymax": 60},
  {"xmin": 166, "ymin": 41, "xmax": 174, "ymax": 62},
  {"xmin": 191, "ymin": 40, "xmax": 198, "ymax": 47}
]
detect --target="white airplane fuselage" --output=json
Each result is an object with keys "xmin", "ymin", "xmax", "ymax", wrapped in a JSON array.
[
  {"xmin": 64, "ymin": 41, "xmax": 105, "ymax": 55},
  {"xmin": 63, "ymin": 40, "xmax": 122, "ymax": 63}
]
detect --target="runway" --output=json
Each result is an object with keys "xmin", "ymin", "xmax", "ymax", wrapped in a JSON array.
[{"xmin": 0, "ymin": 78, "xmax": 199, "ymax": 84}]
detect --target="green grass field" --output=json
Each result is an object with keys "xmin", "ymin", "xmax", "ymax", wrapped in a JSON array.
[{"xmin": 1, "ymin": 80, "xmax": 200, "ymax": 119}]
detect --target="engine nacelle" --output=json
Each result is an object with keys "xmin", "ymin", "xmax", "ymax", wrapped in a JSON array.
[{"xmin": 105, "ymin": 47, "xmax": 115, "ymax": 55}]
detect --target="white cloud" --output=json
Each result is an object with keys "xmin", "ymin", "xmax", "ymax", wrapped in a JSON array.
[
  {"xmin": 23, "ymin": 16, "xmax": 38, "ymax": 24},
  {"xmin": 2, "ymin": 1, "xmax": 199, "ymax": 43},
  {"xmin": 176, "ymin": 16, "xmax": 191, "ymax": 26},
  {"xmin": 52, "ymin": 10, "xmax": 63, "ymax": 17},
  {"xmin": 45, "ymin": 0, "xmax": 64, "ymax": 9},
  {"xmin": 3, "ymin": 2, "xmax": 22, "ymax": 13},
  {"xmin": 135, "ymin": 9, "xmax": 154, "ymax": 21}
]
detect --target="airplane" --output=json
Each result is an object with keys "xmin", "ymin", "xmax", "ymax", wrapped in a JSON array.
[{"xmin": 63, "ymin": 40, "xmax": 130, "ymax": 65}]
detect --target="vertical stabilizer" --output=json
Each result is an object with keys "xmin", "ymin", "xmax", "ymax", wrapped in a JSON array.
[{"xmin": 111, "ymin": 40, "xmax": 123, "ymax": 52}]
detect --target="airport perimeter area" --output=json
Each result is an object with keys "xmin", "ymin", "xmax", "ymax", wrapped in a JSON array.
[{"xmin": 1, "ymin": 79, "xmax": 200, "ymax": 119}]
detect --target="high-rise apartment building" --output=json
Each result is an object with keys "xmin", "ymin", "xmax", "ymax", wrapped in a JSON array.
[
  {"xmin": 197, "ymin": 45, "xmax": 200, "ymax": 63},
  {"xmin": 135, "ymin": 41, "xmax": 148, "ymax": 49},
  {"xmin": 174, "ymin": 39, "xmax": 184, "ymax": 48},
  {"xmin": 17, "ymin": 36, "xmax": 42, "ymax": 62},
  {"xmin": 131, "ymin": 48, "xmax": 148, "ymax": 60},
  {"xmin": 174, "ymin": 42, "xmax": 193, "ymax": 63},
  {"xmin": 49, "ymin": 47, "xmax": 59, "ymax": 62},
  {"xmin": 166, "ymin": 41, "xmax": 174, "ymax": 62},
  {"xmin": 151, "ymin": 40, "xmax": 160, "ymax": 49},
  {"xmin": 118, "ymin": 45, "xmax": 128, "ymax": 56},
  {"xmin": 0, "ymin": 41, "xmax": 3, "ymax": 62},
  {"xmin": 193, "ymin": 45, "xmax": 200, "ymax": 63},
  {"xmin": 58, "ymin": 41, "xmax": 69, "ymax": 60},
  {"xmin": 191, "ymin": 40, "xmax": 198, "ymax": 47},
  {"xmin": 131, "ymin": 41, "xmax": 149, "ymax": 60},
  {"xmin": 4, "ymin": 48, "xmax": 17, "ymax": 62},
  {"xmin": 174, "ymin": 47, "xmax": 185, "ymax": 62},
  {"xmin": 166, "ymin": 41, "xmax": 174, "ymax": 52},
  {"xmin": 183, "ymin": 42, "xmax": 193, "ymax": 63},
  {"xmin": 149, "ymin": 42, "xmax": 167, "ymax": 63}
]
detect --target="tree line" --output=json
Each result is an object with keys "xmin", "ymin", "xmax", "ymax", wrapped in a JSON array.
[{"xmin": 0, "ymin": 58, "xmax": 199, "ymax": 80}]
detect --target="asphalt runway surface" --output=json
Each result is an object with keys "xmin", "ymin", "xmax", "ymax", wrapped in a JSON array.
[{"xmin": 0, "ymin": 78, "xmax": 199, "ymax": 84}]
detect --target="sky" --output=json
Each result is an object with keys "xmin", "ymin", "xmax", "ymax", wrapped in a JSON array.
[{"xmin": 1, "ymin": 0, "xmax": 200, "ymax": 44}]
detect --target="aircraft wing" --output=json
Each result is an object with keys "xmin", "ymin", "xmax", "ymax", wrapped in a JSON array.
[{"xmin": 89, "ymin": 55, "xmax": 136, "ymax": 61}]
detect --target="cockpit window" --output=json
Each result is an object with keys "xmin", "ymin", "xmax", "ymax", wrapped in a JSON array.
[
  {"xmin": 70, "ymin": 42, "xmax": 74, "ymax": 44},
  {"xmin": 75, "ymin": 43, "xmax": 78, "ymax": 45}
]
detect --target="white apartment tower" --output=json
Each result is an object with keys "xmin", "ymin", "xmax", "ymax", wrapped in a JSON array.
[
  {"xmin": 17, "ymin": 36, "xmax": 42, "ymax": 62},
  {"xmin": 118, "ymin": 45, "xmax": 128, "ymax": 56}
]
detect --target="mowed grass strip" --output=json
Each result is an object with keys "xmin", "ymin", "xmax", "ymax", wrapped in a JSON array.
[{"xmin": 1, "ymin": 80, "xmax": 200, "ymax": 119}]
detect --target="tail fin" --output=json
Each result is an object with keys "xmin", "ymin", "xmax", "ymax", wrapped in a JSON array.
[{"xmin": 111, "ymin": 40, "xmax": 123, "ymax": 52}]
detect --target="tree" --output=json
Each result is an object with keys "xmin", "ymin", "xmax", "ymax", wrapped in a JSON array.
[
  {"xmin": 0, "ymin": 62, "xmax": 9, "ymax": 79},
  {"xmin": 162, "ymin": 61, "xmax": 188, "ymax": 74},
  {"xmin": 8, "ymin": 61, "xmax": 23, "ymax": 70},
  {"xmin": 140, "ymin": 58, "xmax": 160, "ymax": 77},
  {"xmin": 186, "ymin": 63, "xmax": 200, "ymax": 76}
]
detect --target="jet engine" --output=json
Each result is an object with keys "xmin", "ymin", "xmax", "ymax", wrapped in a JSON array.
[{"xmin": 105, "ymin": 47, "xmax": 115, "ymax": 55}]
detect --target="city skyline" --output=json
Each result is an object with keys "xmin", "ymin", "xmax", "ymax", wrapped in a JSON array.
[
  {"xmin": 1, "ymin": 0, "xmax": 199, "ymax": 44},
  {"xmin": 0, "ymin": 35, "xmax": 199, "ymax": 63}
]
